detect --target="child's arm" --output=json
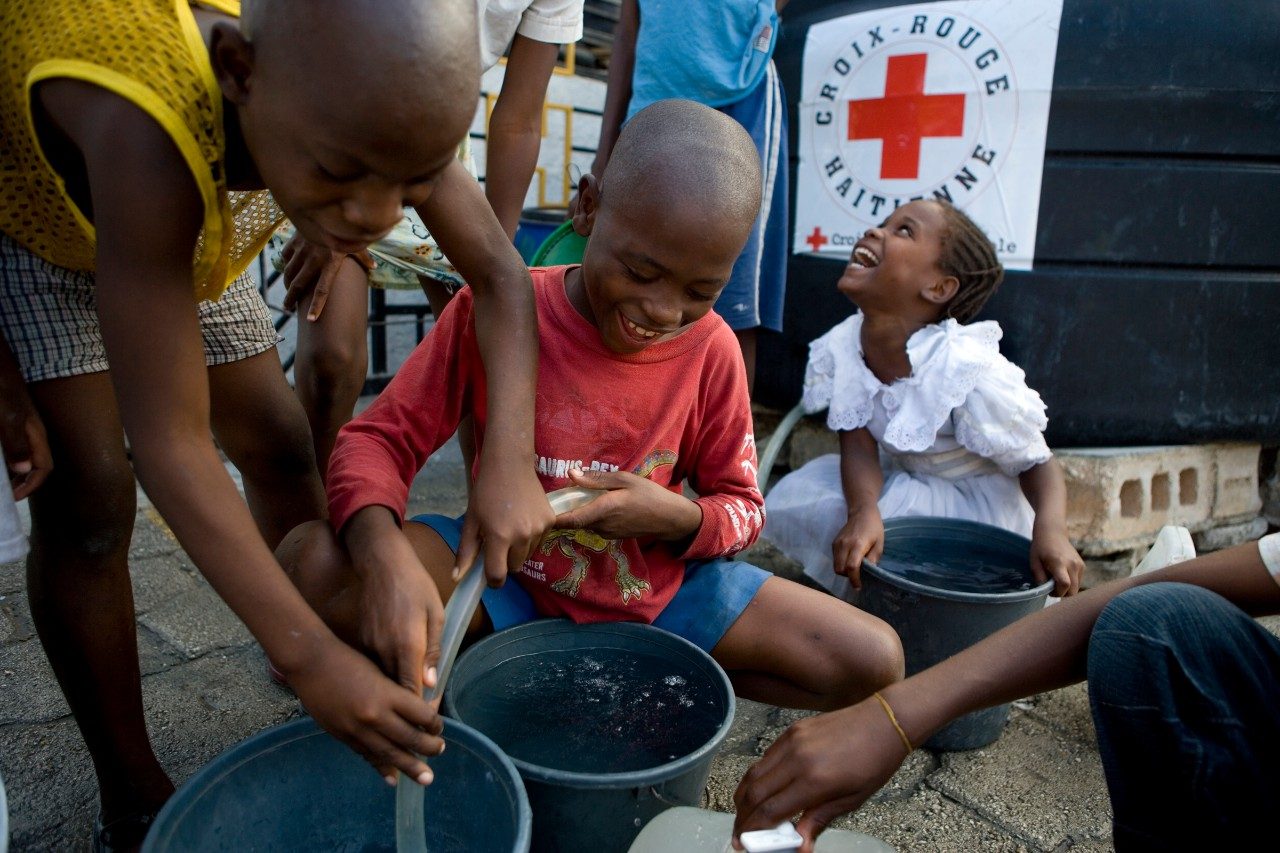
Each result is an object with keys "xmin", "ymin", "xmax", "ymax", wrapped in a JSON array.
[
  {"xmin": 324, "ymin": 287, "xmax": 478, "ymax": 691},
  {"xmin": 1019, "ymin": 458, "xmax": 1084, "ymax": 596},
  {"xmin": 54, "ymin": 83, "xmax": 441, "ymax": 782},
  {"xmin": 485, "ymin": 33, "xmax": 562, "ymax": 238},
  {"xmin": 582, "ymin": 0, "xmax": 637, "ymax": 186},
  {"xmin": 0, "ymin": 331, "xmax": 51, "ymax": 500},
  {"xmin": 733, "ymin": 537, "xmax": 1280, "ymax": 850},
  {"xmin": 412, "ymin": 159, "xmax": 554, "ymax": 585},
  {"xmin": 832, "ymin": 427, "xmax": 884, "ymax": 588}
]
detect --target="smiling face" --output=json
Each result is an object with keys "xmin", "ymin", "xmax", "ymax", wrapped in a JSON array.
[
  {"xmin": 215, "ymin": 0, "xmax": 477, "ymax": 252},
  {"xmin": 837, "ymin": 200, "xmax": 957, "ymax": 320},
  {"xmin": 568, "ymin": 183, "xmax": 746, "ymax": 355}
]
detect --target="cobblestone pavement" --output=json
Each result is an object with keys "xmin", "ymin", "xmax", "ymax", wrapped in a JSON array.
[{"xmin": 9, "ymin": 427, "xmax": 1262, "ymax": 851}]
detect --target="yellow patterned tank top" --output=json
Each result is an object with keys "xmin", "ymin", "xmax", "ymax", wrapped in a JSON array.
[{"xmin": 0, "ymin": 0, "xmax": 283, "ymax": 302}]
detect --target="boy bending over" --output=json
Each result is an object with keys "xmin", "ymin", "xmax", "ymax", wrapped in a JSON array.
[
  {"xmin": 0, "ymin": 0, "xmax": 547, "ymax": 844},
  {"xmin": 282, "ymin": 101, "xmax": 905, "ymax": 770}
]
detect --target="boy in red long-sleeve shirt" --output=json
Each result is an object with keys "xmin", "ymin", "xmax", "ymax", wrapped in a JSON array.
[{"xmin": 281, "ymin": 102, "xmax": 904, "ymax": 774}]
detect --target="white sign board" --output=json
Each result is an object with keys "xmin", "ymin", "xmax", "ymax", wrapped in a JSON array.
[{"xmin": 794, "ymin": 0, "xmax": 1064, "ymax": 269}]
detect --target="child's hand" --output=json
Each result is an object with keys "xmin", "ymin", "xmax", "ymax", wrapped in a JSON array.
[
  {"xmin": 351, "ymin": 526, "xmax": 447, "ymax": 697},
  {"xmin": 0, "ymin": 359, "xmax": 52, "ymax": 500},
  {"xmin": 285, "ymin": 633, "xmax": 445, "ymax": 787},
  {"xmin": 553, "ymin": 467, "xmax": 702, "ymax": 542},
  {"xmin": 832, "ymin": 506, "xmax": 884, "ymax": 588},
  {"xmin": 457, "ymin": 456, "xmax": 555, "ymax": 587},
  {"xmin": 1029, "ymin": 524, "xmax": 1083, "ymax": 596},
  {"xmin": 732, "ymin": 694, "xmax": 911, "ymax": 852},
  {"xmin": 280, "ymin": 234, "xmax": 374, "ymax": 321}
]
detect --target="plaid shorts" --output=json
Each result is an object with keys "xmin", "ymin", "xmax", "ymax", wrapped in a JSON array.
[{"xmin": 0, "ymin": 232, "xmax": 280, "ymax": 383}]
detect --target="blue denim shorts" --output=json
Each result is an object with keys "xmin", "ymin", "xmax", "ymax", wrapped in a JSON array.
[{"xmin": 409, "ymin": 513, "xmax": 769, "ymax": 652}]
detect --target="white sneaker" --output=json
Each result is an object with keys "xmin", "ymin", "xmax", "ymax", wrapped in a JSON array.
[{"xmin": 1132, "ymin": 525, "xmax": 1196, "ymax": 575}]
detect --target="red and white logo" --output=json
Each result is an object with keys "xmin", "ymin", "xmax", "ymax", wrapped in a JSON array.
[{"xmin": 795, "ymin": 1, "xmax": 1063, "ymax": 270}]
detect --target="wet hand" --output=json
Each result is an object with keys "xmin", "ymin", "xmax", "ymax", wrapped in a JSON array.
[
  {"xmin": 456, "ymin": 454, "xmax": 554, "ymax": 587},
  {"xmin": 832, "ymin": 506, "xmax": 884, "ymax": 588},
  {"xmin": 553, "ymin": 467, "xmax": 701, "ymax": 541},
  {"xmin": 732, "ymin": 698, "xmax": 909, "ymax": 853},
  {"xmin": 0, "ymin": 366, "xmax": 52, "ymax": 500},
  {"xmin": 286, "ymin": 634, "xmax": 445, "ymax": 787},
  {"xmin": 1030, "ymin": 525, "xmax": 1083, "ymax": 597},
  {"xmin": 351, "ymin": 526, "xmax": 446, "ymax": 698}
]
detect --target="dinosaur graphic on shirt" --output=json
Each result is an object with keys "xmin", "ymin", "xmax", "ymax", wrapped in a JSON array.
[{"xmin": 542, "ymin": 449, "xmax": 678, "ymax": 605}]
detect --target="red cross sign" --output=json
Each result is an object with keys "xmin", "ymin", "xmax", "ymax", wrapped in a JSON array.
[
  {"xmin": 847, "ymin": 53, "xmax": 966, "ymax": 180},
  {"xmin": 804, "ymin": 227, "xmax": 829, "ymax": 251}
]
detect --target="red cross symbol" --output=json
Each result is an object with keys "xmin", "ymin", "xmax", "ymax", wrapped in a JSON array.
[
  {"xmin": 805, "ymin": 227, "xmax": 829, "ymax": 251},
  {"xmin": 847, "ymin": 53, "xmax": 966, "ymax": 180}
]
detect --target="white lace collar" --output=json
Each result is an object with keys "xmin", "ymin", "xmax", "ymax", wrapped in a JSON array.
[{"xmin": 807, "ymin": 313, "xmax": 1004, "ymax": 452}]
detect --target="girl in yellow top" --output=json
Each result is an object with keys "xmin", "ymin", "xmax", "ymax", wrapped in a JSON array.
[{"xmin": 0, "ymin": 1, "xmax": 550, "ymax": 847}]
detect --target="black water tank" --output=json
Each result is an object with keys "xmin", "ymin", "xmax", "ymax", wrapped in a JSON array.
[{"xmin": 760, "ymin": 0, "xmax": 1280, "ymax": 446}]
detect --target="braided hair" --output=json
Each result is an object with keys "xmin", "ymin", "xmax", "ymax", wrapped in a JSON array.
[{"xmin": 932, "ymin": 201, "xmax": 1005, "ymax": 323}]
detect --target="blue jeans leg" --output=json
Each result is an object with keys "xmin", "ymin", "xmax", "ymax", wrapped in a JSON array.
[{"xmin": 1087, "ymin": 583, "xmax": 1280, "ymax": 851}]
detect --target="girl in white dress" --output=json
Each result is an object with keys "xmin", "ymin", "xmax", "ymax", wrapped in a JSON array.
[{"xmin": 765, "ymin": 200, "xmax": 1083, "ymax": 599}]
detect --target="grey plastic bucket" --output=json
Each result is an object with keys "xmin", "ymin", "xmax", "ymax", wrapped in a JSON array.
[
  {"xmin": 444, "ymin": 620, "xmax": 736, "ymax": 853},
  {"xmin": 858, "ymin": 517, "xmax": 1054, "ymax": 751},
  {"xmin": 142, "ymin": 716, "xmax": 531, "ymax": 852}
]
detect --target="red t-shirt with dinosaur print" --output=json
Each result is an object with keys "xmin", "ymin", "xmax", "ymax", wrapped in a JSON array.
[{"xmin": 326, "ymin": 265, "xmax": 764, "ymax": 624}]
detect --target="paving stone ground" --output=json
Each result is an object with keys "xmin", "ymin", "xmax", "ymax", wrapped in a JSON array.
[{"xmin": 10, "ymin": 423, "xmax": 1268, "ymax": 851}]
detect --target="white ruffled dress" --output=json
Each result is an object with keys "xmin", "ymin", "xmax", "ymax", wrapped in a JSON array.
[{"xmin": 764, "ymin": 314, "xmax": 1052, "ymax": 597}]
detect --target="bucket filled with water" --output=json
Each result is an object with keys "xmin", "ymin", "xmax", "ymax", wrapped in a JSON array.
[
  {"xmin": 444, "ymin": 620, "xmax": 735, "ymax": 853},
  {"xmin": 142, "ymin": 717, "xmax": 531, "ymax": 852},
  {"xmin": 859, "ymin": 517, "xmax": 1054, "ymax": 751}
]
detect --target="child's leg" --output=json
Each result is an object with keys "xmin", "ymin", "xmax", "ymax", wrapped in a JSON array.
[
  {"xmin": 418, "ymin": 275, "xmax": 478, "ymax": 487},
  {"xmin": 711, "ymin": 576, "xmax": 904, "ymax": 711},
  {"xmin": 24, "ymin": 373, "xmax": 173, "ymax": 823},
  {"xmin": 292, "ymin": 257, "xmax": 371, "ymax": 474},
  {"xmin": 208, "ymin": 348, "xmax": 326, "ymax": 547}
]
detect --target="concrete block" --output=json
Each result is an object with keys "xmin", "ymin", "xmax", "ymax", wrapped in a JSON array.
[
  {"xmin": 1081, "ymin": 550, "xmax": 1140, "ymax": 588},
  {"xmin": 787, "ymin": 417, "xmax": 839, "ymax": 471},
  {"xmin": 1211, "ymin": 443, "xmax": 1263, "ymax": 522},
  {"xmin": 1060, "ymin": 445, "xmax": 1215, "ymax": 555},
  {"xmin": 1193, "ymin": 516, "xmax": 1268, "ymax": 553},
  {"xmin": 930, "ymin": 712, "xmax": 1112, "ymax": 851},
  {"xmin": 1262, "ymin": 448, "xmax": 1280, "ymax": 527}
]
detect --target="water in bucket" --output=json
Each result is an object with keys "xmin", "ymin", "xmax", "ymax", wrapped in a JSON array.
[
  {"xmin": 455, "ymin": 648, "xmax": 723, "ymax": 773},
  {"xmin": 445, "ymin": 621, "xmax": 735, "ymax": 853},
  {"xmin": 859, "ymin": 517, "xmax": 1054, "ymax": 751},
  {"xmin": 874, "ymin": 545, "xmax": 1034, "ymax": 594}
]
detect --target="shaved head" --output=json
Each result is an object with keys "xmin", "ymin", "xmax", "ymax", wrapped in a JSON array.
[
  {"xmin": 216, "ymin": 0, "xmax": 482, "ymax": 247},
  {"xmin": 241, "ymin": 0, "xmax": 479, "ymax": 140},
  {"xmin": 602, "ymin": 99, "xmax": 762, "ymax": 235}
]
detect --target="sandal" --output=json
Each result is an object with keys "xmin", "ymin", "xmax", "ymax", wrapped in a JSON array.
[{"xmin": 93, "ymin": 809, "xmax": 157, "ymax": 853}]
